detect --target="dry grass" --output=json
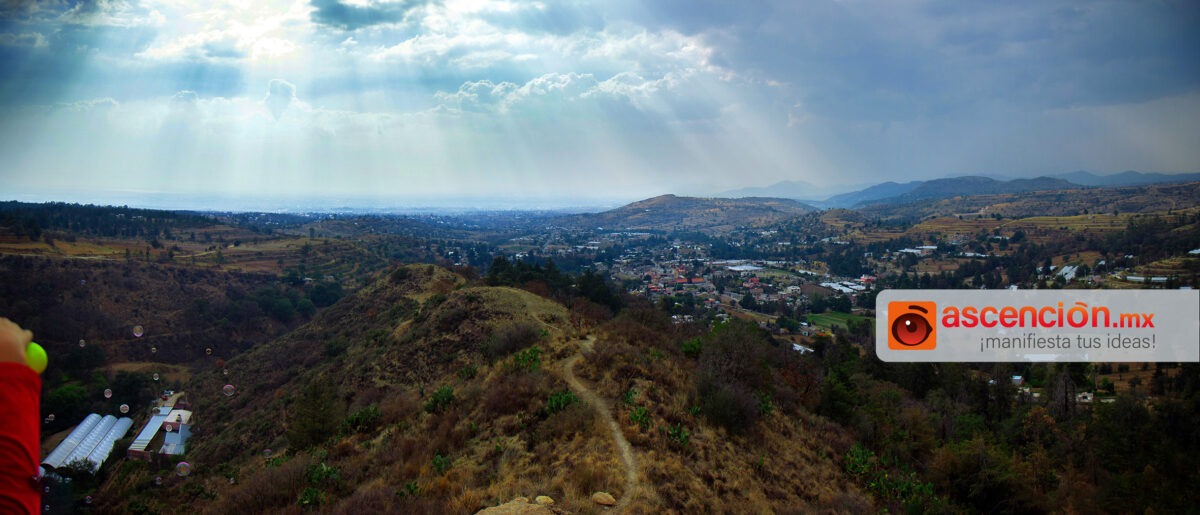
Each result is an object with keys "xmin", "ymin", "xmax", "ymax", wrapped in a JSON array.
[
  {"xmin": 565, "ymin": 315, "xmax": 869, "ymax": 513},
  {"xmin": 207, "ymin": 453, "xmax": 314, "ymax": 513},
  {"xmin": 108, "ymin": 362, "xmax": 192, "ymax": 383},
  {"xmin": 102, "ymin": 264, "xmax": 870, "ymax": 514}
]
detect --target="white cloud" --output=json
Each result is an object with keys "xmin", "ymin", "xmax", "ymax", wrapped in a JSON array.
[
  {"xmin": 365, "ymin": 2, "xmax": 728, "ymax": 81},
  {"xmin": 132, "ymin": 0, "xmax": 306, "ymax": 63}
]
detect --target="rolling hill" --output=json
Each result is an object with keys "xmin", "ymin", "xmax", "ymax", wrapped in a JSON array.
[
  {"xmin": 88, "ymin": 264, "xmax": 867, "ymax": 513},
  {"xmin": 866, "ymin": 176, "xmax": 1080, "ymax": 206},
  {"xmin": 856, "ymin": 180, "xmax": 1200, "ymax": 220},
  {"xmin": 560, "ymin": 194, "xmax": 816, "ymax": 233},
  {"xmin": 1050, "ymin": 170, "xmax": 1200, "ymax": 187}
]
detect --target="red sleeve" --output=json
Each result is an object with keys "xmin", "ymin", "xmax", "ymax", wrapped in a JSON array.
[{"xmin": 0, "ymin": 362, "xmax": 41, "ymax": 515}]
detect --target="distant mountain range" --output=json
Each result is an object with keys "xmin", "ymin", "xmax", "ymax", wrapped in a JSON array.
[
  {"xmin": 560, "ymin": 194, "xmax": 815, "ymax": 233},
  {"xmin": 873, "ymin": 176, "xmax": 1078, "ymax": 205},
  {"xmin": 716, "ymin": 180, "xmax": 861, "ymax": 201},
  {"xmin": 818, "ymin": 181, "xmax": 923, "ymax": 208},
  {"xmin": 720, "ymin": 171, "xmax": 1200, "ymax": 208},
  {"xmin": 575, "ymin": 171, "xmax": 1200, "ymax": 233},
  {"xmin": 1048, "ymin": 170, "xmax": 1200, "ymax": 187}
]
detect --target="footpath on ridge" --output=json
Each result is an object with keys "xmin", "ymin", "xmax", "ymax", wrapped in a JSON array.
[{"xmin": 560, "ymin": 336, "xmax": 640, "ymax": 511}]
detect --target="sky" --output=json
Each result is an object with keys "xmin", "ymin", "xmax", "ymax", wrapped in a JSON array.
[{"xmin": 0, "ymin": 0, "xmax": 1198, "ymax": 208}]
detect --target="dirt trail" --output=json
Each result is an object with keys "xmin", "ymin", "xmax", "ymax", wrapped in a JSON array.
[{"xmin": 561, "ymin": 336, "xmax": 640, "ymax": 511}]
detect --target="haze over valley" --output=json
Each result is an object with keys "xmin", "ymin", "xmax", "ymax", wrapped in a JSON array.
[{"xmin": 2, "ymin": 1, "xmax": 1199, "ymax": 513}]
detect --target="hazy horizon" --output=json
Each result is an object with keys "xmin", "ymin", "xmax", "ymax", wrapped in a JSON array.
[
  {"xmin": 5, "ymin": 167, "xmax": 1200, "ymax": 214},
  {"xmin": 2, "ymin": 1, "xmax": 1198, "ymax": 205}
]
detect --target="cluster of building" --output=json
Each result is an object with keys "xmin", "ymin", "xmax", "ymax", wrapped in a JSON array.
[
  {"xmin": 41, "ymin": 414, "xmax": 133, "ymax": 474},
  {"xmin": 40, "ymin": 391, "xmax": 194, "ymax": 476}
]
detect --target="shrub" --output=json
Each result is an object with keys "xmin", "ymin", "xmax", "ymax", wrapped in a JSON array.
[
  {"xmin": 543, "ymin": 389, "xmax": 578, "ymax": 417},
  {"xmin": 390, "ymin": 267, "xmax": 411, "ymax": 284},
  {"xmin": 622, "ymin": 387, "xmax": 638, "ymax": 406},
  {"xmin": 380, "ymin": 390, "xmax": 420, "ymax": 425},
  {"xmin": 341, "ymin": 405, "xmax": 382, "ymax": 435},
  {"xmin": 509, "ymin": 346, "xmax": 542, "ymax": 373},
  {"xmin": 298, "ymin": 487, "xmax": 325, "ymax": 509},
  {"xmin": 757, "ymin": 391, "xmax": 775, "ymax": 416},
  {"xmin": 323, "ymin": 338, "xmax": 349, "ymax": 358},
  {"xmin": 483, "ymin": 321, "xmax": 542, "ymax": 360},
  {"xmin": 432, "ymin": 453, "xmax": 451, "ymax": 475},
  {"xmin": 457, "ymin": 364, "xmax": 477, "ymax": 381},
  {"xmin": 424, "ymin": 386, "xmax": 455, "ymax": 414},
  {"xmin": 847, "ymin": 443, "xmax": 944, "ymax": 512},
  {"xmin": 696, "ymin": 379, "xmax": 759, "ymax": 434},
  {"xmin": 483, "ymin": 373, "xmax": 544, "ymax": 418},
  {"xmin": 629, "ymin": 406, "xmax": 650, "ymax": 430},
  {"xmin": 434, "ymin": 304, "xmax": 469, "ymax": 332},
  {"xmin": 664, "ymin": 423, "xmax": 691, "ymax": 449},
  {"xmin": 681, "ymin": 338, "xmax": 702, "ymax": 357},
  {"xmin": 534, "ymin": 403, "xmax": 594, "ymax": 443},
  {"xmin": 307, "ymin": 461, "xmax": 341, "ymax": 486}
]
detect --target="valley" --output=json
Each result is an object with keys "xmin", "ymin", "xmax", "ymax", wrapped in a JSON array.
[{"xmin": 2, "ymin": 179, "xmax": 1199, "ymax": 513}]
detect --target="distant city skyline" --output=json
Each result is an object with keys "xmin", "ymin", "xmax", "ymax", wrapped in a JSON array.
[{"xmin": 2, "ymin": 1, "xmax": 1198, "ymax": 206}]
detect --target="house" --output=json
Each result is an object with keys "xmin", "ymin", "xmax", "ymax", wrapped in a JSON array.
[
  {"xmin": 159, "ymin": 410, "xmax": 194, "ymax": 455},
  {"xmin": 791, "ymin": 343, "xmax": 815, "ymax": 354},
  {"xmin": 1056, "ymin": 266, "xmax": 1078, "ymax": 282},
  {"xmin": 128, "ymin": 404, "xmax": 194, "ymax": 461}
]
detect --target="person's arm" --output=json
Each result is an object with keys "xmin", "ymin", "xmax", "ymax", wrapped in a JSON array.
[{"xmin": 0, "ymin": 318, "xmax": 41, "ymax": 515}]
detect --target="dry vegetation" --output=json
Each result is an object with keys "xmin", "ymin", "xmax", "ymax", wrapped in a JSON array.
[
  {"xmin": 570, "ymin": 307, "xmax": 869, "ymax": 512},
  {"xmin": 87, "ymin": 264, "xmax": 873, "ymax": 514}
]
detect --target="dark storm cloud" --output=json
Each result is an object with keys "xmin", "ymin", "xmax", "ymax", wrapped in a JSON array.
[
  {"xmin": 624, "ymin": 0, "xmax": 1200, "ymax": 123},
  {"xmin": 309, "ymin": 0, "xmax": 430, "ymax": 31},
  {"xmin": 479, "ymin": 0, "xmax": 603, "ymax": 36}
]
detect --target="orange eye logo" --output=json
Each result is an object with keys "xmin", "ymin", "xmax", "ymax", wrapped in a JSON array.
[{"xmin": 888, "ymin": 301, "xmax": 937, "ymax": 350}]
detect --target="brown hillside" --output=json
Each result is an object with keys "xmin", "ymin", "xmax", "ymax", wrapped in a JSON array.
[
  {"xmin": 0, "ymin": 255, "xmax": 304, "ymax": 366},
  {"xmin": 858, "ymin": 181, "xmax": 1200, "ymax": 220},
  {"xmin": 90, "ymin": 264, "xmax": 867, "ymax": 514},
  {"xmin": 563, "ymin": 195, "xmax": 815, "ymax": 234}
]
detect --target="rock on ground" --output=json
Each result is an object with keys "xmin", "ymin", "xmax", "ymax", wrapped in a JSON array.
[
  {"xmin": 591, "ymin": 492, "xmax": 617, "ymax": 506},
  {"xmin": 475, "ymin": 497, "xmax": 560, "ymax": 515}
]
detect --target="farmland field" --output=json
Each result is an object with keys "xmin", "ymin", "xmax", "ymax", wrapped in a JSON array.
[{"xmin": 808, "ymin": 311, "xmax": 873, "ymax": 331}]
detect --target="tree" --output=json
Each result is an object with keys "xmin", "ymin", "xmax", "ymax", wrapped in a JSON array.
[
  {"xmin": 43, "ymin": 384, "xmax": 88, "ymax": 430},
  {"xmin": 695, "ymin": 320, "xmax": 777, "ymax": 433},
  {"xmin": 287, "ymin": 377, "xmax": 343, "ymax": 449},
  {"xmin": 1128, "ymin": 376, "xmax": 1143, "ymax": 394},
  {"xmin": 738, "ymin": 294, "xmax": 759, "ymax": 311},
  {"xmin": 578, "ymin": 268, "xmax": 621, "ymax": 313},
  {"xmin": 308, "ymin": 282, "xmax": 343, "ymax": 307}
]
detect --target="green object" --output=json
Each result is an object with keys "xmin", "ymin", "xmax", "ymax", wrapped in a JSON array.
[{"xmin": 26, "ymin": 342, "xmax": 47, "ymax": 374}]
